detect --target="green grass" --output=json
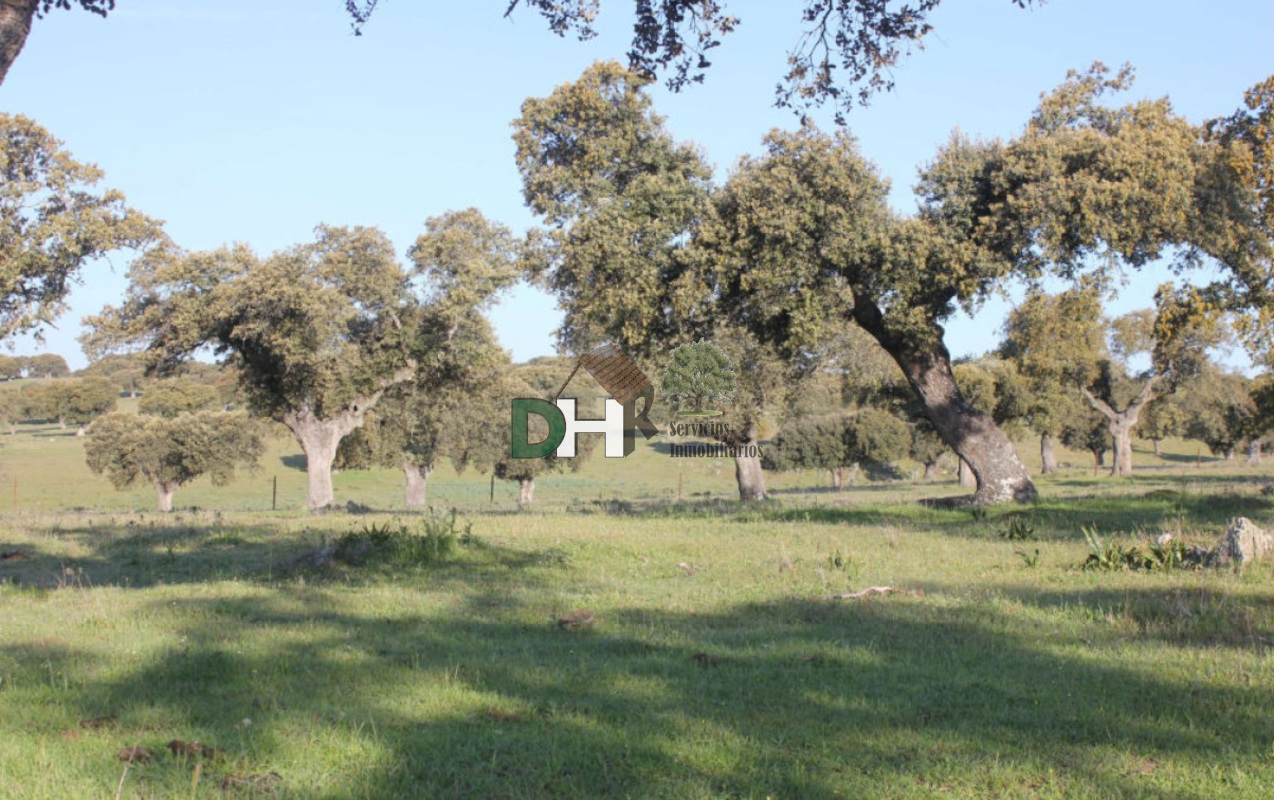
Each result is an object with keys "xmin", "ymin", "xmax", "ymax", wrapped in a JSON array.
[{"xmin": 1, "ymin": 422, "xmax": 1273, "ymax": 797}]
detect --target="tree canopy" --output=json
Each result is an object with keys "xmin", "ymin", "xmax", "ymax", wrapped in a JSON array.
[
  {"xmin": 85, "ymin": 410, "xmax": 264, "ymax": 512},
  {"xmin": 83, "ymin": 225, "xmax": 420, "ymax": 510},
  {"xmin": 0, "ymin": 113, "xmax": 156, "ymax": 338}
]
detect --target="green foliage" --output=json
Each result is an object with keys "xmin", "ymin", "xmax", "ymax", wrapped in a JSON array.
[
  {"xmin": 335, "ymin": 512, "xmax": 469, "ymax": 567},
  {"xmin": 1061, "ymin": 411, "xmax": 1110, "ymax": 466},
  {"xmin": 334, "ymin": 208, "xmax": 524, "ymax": 485},
  {"xmin": 1080, "ymin": 527, "xmax": 1201, "ymax": 572},
  {"xmin": 21, "ymin": 376, "xmax": 116, "ymax": 426},
  {"xmin": 1179, "ymin": 367, "xmax": 1256, "ymax": 456},
  {"xmin": 86, "ymin": 225, "xmax": 418, "ymax": 420},
  {"xmin": 84, "ymin": 411, "xmax": 265, "ymax": 505},
  {"xmin": 77, "ymin": 352, "xmax": 148, "ymax": 396},
  {"xmin": 0, "ymin": 114, "xmax": 157, "ymax": 337},
  {"xmin": 1000, "ymin": 288, "xmax": 1107, "ymax": 393},
  {"xmin": 409, "ymin": 208, "xmax": 520, "ymax": 324},
  {"xmin": 764, "ymin": 408, "xmax": 908, "ymax": 474},
  {"xmin": 1000, "ymin": 516, "xmax": 1036, "ymax": 541},
  {"xmin": 25, "ymin": 353, "xmax": 69, "ymax": 378},
  {"xmin": 824, "ymin": 549, "xmax": 860, "ymax": 580},
  {"xmin": 1014, "ymin": 548, "xmax": 1041, "ymax": 569},
  {"xmin": 513, "ymin": 61, "xmax": 713, "ymax": 355},
  {"xmin": 659, "ymin": 339, "xmax": 736, "ymax": 412},
  {"xmin": 137, "ymin": 378, "xmax": 220, "ymax": 417}
]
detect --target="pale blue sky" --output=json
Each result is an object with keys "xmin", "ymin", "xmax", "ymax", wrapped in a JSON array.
[{"xmin": 2, "ymin": 0, "xmax": 1271, "ymax": 370}]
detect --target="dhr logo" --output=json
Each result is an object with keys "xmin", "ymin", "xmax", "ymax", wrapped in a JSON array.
[{"xmin": 510, "ymin": 343, "xmax": 659, "ymax": 459}]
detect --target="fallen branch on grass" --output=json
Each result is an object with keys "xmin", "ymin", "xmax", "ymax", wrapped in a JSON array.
[{"xmin": 829, "ymin": 586, "xmax": 921, "ymax": 601}]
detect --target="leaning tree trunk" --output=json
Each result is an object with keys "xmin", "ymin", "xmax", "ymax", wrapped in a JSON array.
[
  {"xmin": 853, "ymin": 303, "xmax": 1036, "ymax": 505},
  {"xmin": 0, "ymin": 0, "xmax": 37, "ymax": 87},
  {"xmin": 403, "ymin": 458, "xmax": 431, "ymax": 510},
  {"xmin": 957, "ymin": 458, "xmax": 976, "ymax": 487},
  {"xmin": 1081, "ymin": 378, "xmax": 1161, "ymax": 478},
  {"xmin": 152, "ymin": 479, "xmax": 176, "ymax": 513},
  {"xmin": 1249, "ymin": 439, "xmax": 1263, "ymax": 465},
  {"xmin": 518, "ymin": 477, "xmax": 535, "ymax": 505},
  {"xmin": 1040, "ymin": 432, "xmax": 1059, "ymax": 475}
]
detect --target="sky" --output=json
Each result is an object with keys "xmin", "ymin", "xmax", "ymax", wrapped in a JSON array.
[{"xmin": 2, "ymin": 0, "xmax": 1272, "ymax": 371}]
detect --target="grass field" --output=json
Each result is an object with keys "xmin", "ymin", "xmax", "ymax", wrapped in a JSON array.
[{"xmin": 1, "ymin": 415, "xmax": 1273, "ymax": 798}]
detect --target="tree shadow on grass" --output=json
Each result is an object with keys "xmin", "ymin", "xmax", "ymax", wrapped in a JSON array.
[
  {"xmin": 0, "ymin": 516, "xmax": 568, "ymax": 591},
  {"xmin": 4, "ymin": 583, "xmax": 1269, "ymax": 797}
]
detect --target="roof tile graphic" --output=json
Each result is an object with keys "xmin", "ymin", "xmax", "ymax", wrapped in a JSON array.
[{"xmin": 563, "ymin": 343, "xmax": 652, "ymax": 406}]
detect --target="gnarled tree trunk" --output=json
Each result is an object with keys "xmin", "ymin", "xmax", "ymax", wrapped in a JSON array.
[
  {"xmin": 0, "ymin": 0, "xmax": 37, "ymax": 87},
  {"xmin": 1040, "ymin": 432, "xmax": 1059, "ymax": 474},
  {"xmin": 853, "ymin": 303, "xmax": 1036, "ymax": 505},
  {"xmin": 923, "ymin": 459, "xmax": 939, "ymax": 480},
  {"xmin": 404, "ymin": 458, "xmax": 431, "ymax": 509},
  {"xmin": 152, "ymin": 479, "xmax": 176, "ymax": 513},
  {"xmin": 280, "ymin": 364, "xmax": 414, "ymax": 512},
  {"xmin": 957, "ymin": 458, "xmax": 976, "ymax": 488},
  {"xmin": 1081, "ymin": 378, "xmax": 1161, "ymax": 478}
]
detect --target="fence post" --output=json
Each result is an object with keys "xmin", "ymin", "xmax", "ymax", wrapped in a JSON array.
[{"xmin": 272, "ymin": 475, "xmax": 278, "ymax": 510}]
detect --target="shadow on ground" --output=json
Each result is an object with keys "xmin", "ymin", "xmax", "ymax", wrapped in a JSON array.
[{"xmin": 4, "ymin": 577, "xmax": 1270, "ymax": 797}]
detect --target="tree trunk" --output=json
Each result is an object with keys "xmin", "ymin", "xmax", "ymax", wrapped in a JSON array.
[
  {"xmin": 831, "ymin": 467, "xmax": 843, "ymax": 491},
  {"xmin": 57, "ymin": 416, "xmax": 66, "ymax": 430},
  {"xmin": 851, "ymin": 301, "xmax": 1035, "ymax": 505},
  {"xmin": 295, "ymin": 425, "xmax": 340, "ymax": 511},
  {"xmin": 403, "ymin": 459, "xmax": 431, "ymax": 510},
  {"xmin": 153, "ymin": 480, "xmax": 175, "ymax": 513},
  {"xmin": 518, "ymin": 477, "xmax": 535, "ymax": 504},
  {"xmin": 75, "ymin": 425, "xmax": 86, "ymax": 437},
  {"xmin": 1040, "ymin": 432, "xmax": 1058, "ymax": 475},
  {"xmin": 0, "ymin": 0, "xmax": 37, "ymax": 87},
  {"xmin": 957, "ymin": 458, "xmax": 976, "ymax": 487},
  {"xmin": 923, "ymin": 459, "xmax": 939, "ymax": 480},
  {"xmin": 1249, "ymin": 439, "xmax": 1263, "ymax": 465},
  {"xmin": 1153, "ymin": 438, "xmax": 1162, "ymax": 457},
  {"xmin": 1225, "ymin": 447, "xmax": 1235, "ymax": 461},
  {"xmin": 726, "ymin": 423, "xmax": 766, "ymax": 500},
  {"xmin": 1111, "ymin": 424, "xmax": 1135, "ymax": 477},
  {"xmin": 279, "ymin": 366, "xmax": 413, "ymax": 512},
  {"xmin": 1081, "ymin": 378, "xmax": 1161, "ymax": 478}
]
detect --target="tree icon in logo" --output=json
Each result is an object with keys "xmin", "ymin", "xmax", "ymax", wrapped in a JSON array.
[{"xmin": 659, "ymin": 340, "xmax": 736, "ymax": 416}]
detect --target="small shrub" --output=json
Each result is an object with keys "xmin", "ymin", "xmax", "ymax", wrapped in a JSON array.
[
  {"xmin": 1081, "ymin": 527, "xmax": 1201, "ymax": 573},
  {"xmin": 1000, "ymin": 516, "xmax": 1036, "ymax": 541},
  {"xmin": 825, "ymin": 549, "xmax": 860, "ymax": 579},
  {"xmin": 336, "ymin": 511, "xmax": 469, "ymax": 568},
  {"xmin": 1015, "ymin": 548, "xmax": 1041, "ymax": 569}
]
